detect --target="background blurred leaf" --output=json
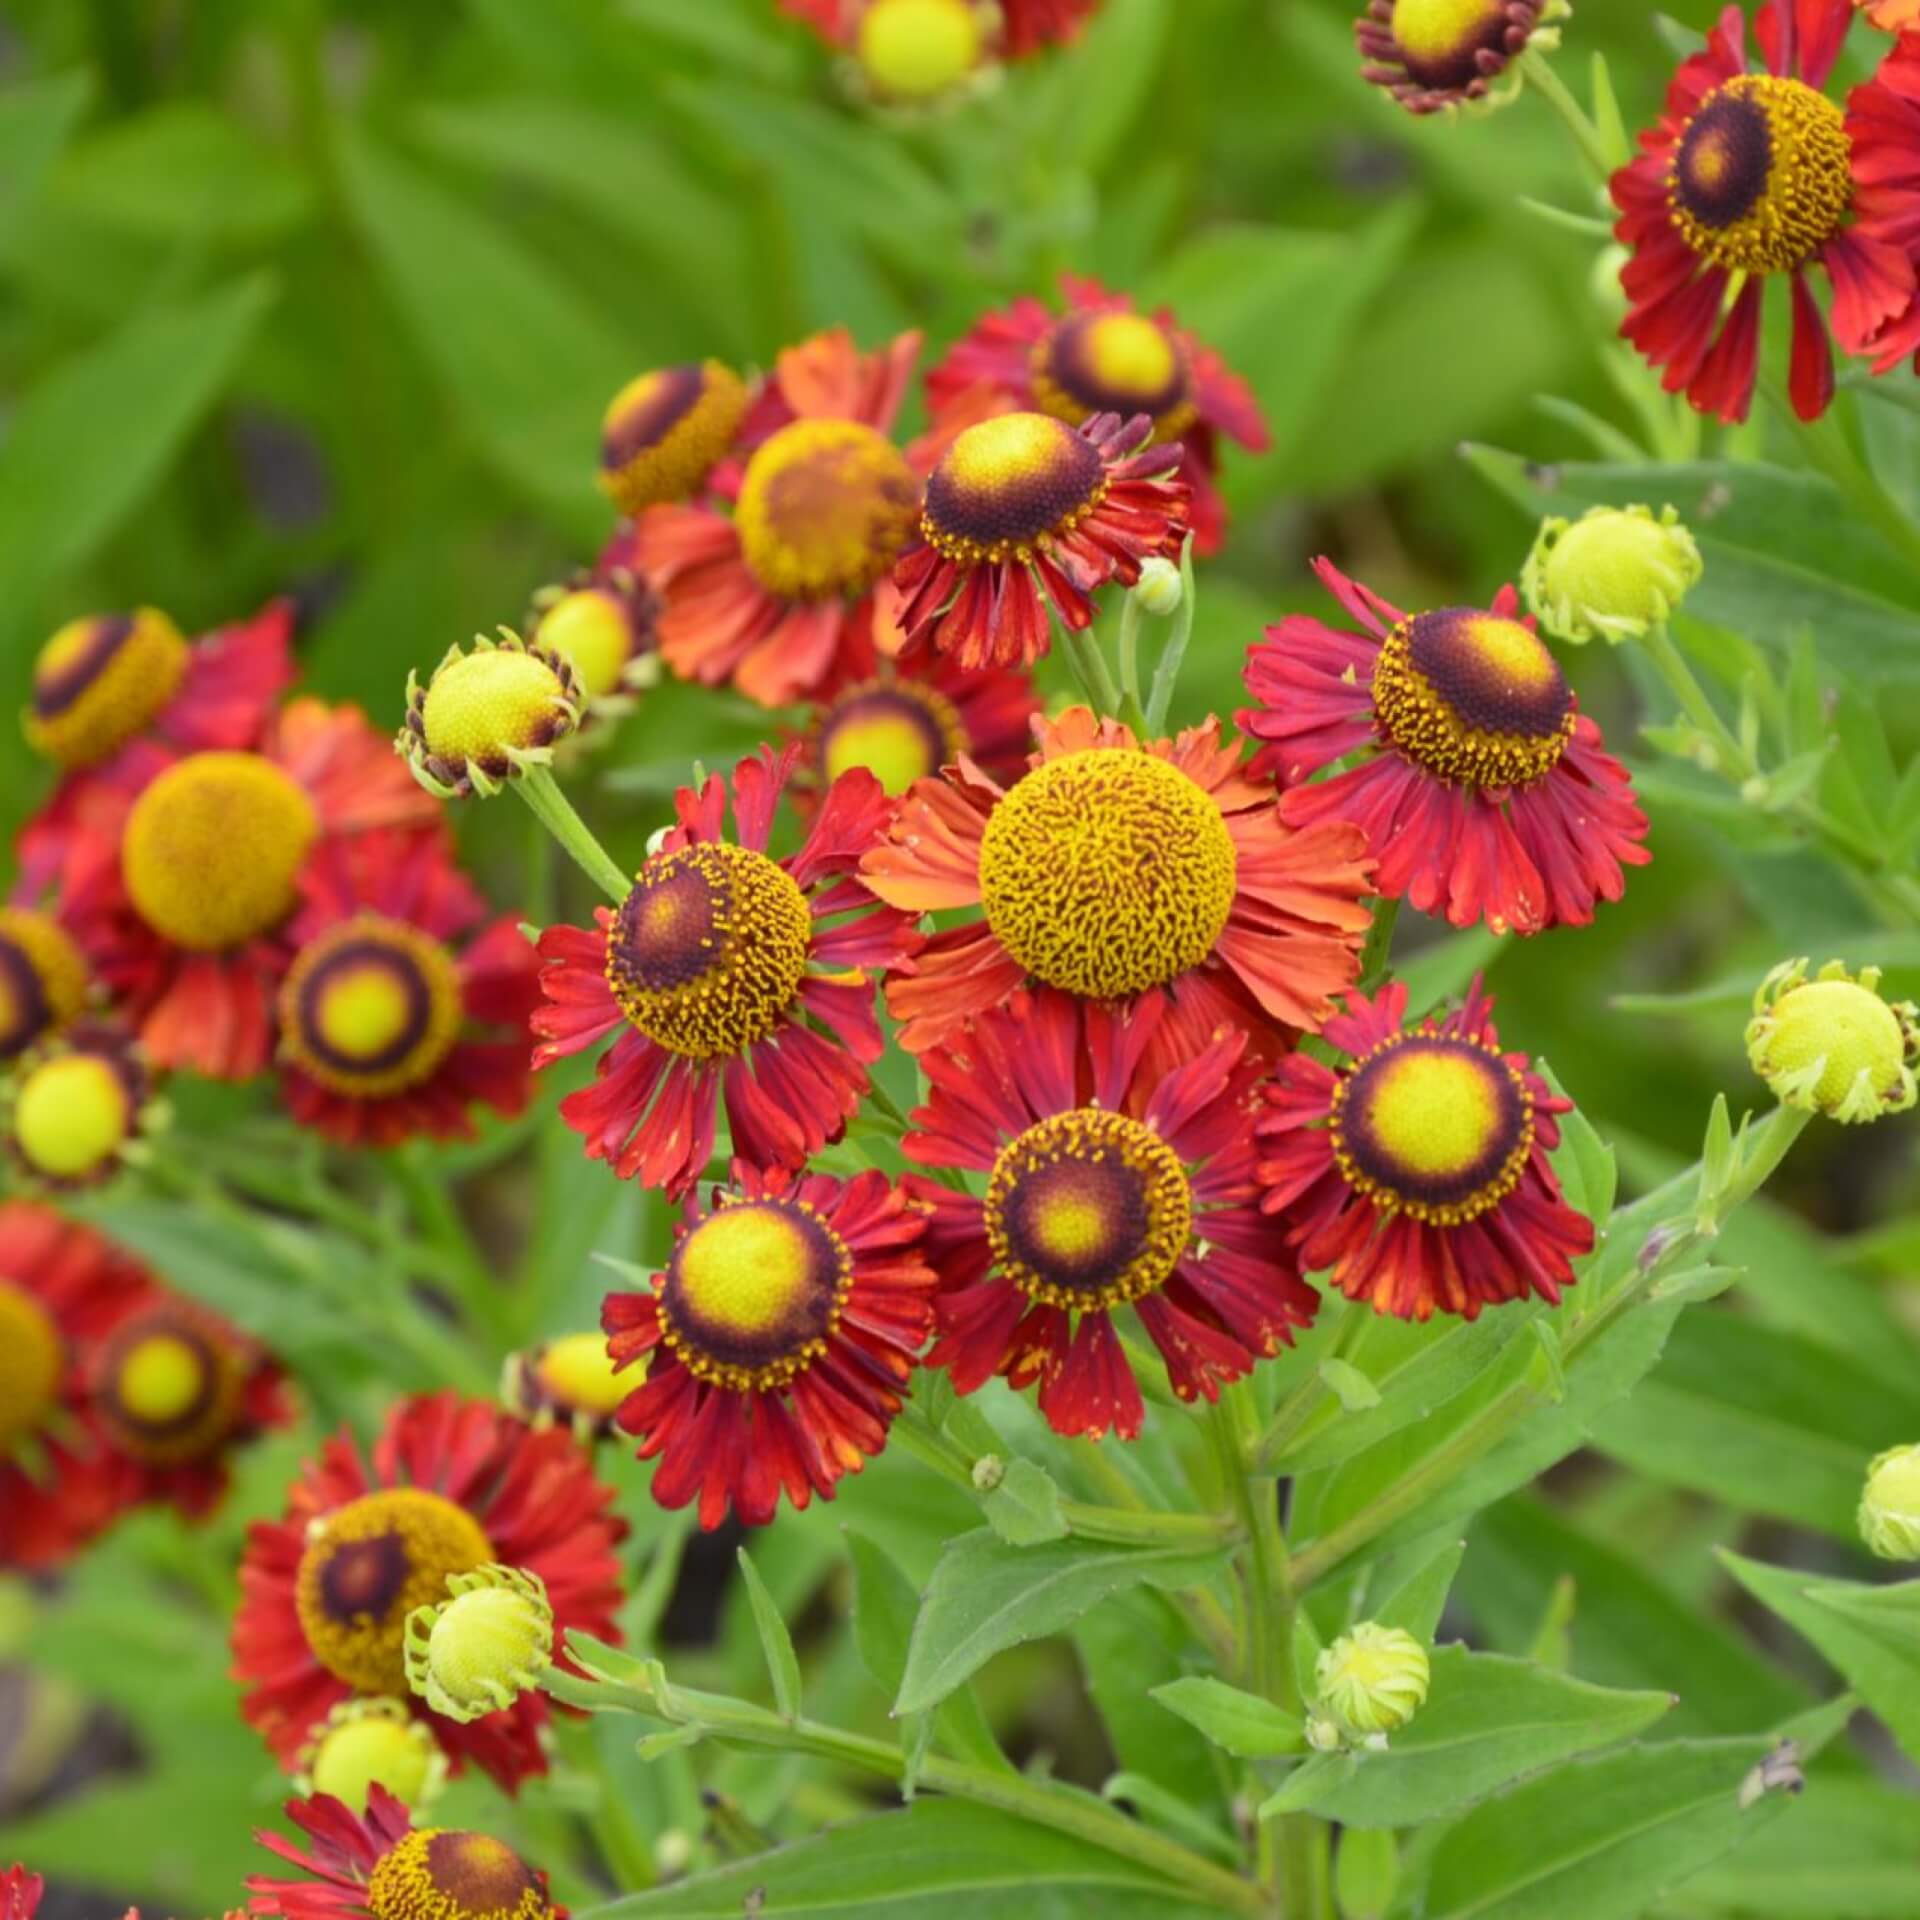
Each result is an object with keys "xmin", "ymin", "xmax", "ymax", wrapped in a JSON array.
[{"xmin": 0, "ymin": 69, "xmax": 90, "ymax": 255}]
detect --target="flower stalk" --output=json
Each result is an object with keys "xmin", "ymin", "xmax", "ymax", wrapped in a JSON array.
[{"xmin": 514, "ymin": 764, "xmax": 633, "ymax": 903}]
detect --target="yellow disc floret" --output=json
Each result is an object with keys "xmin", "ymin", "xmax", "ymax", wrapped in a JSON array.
[
  {"xmin": 1316, "ymin": 1622, "xmax": 1431, "ymax": 1737},
  {"xmin": 409, "ymin": 638, "xmax": 580, "ymax": 797},
  {"xmin": 0, "ymin": 1279, "xmax": 63, "ymax": 1455},
  {"xmin": 1522, "ymin": 503, "xmax": 1703, "ymax": 645},
  {"xmin": 1746, "ymin": 959, "xmax": 1920, "ymax": 1124},
  {"xmin": 302, "ymin": 1698, "xmax": 446, "ymax": 1815},
  {"xmin": 816, "ymin": 679, "xmax": 965, "ymax": 795},
  {"xmin": 404, "ymin": 1564, "xmax": 554, "ymax": 1723},
  {"xmin": 296, "ymin": 1488, "xmax": 493, "ymax": 1695},
  {"xmin": 94, "ymin": 1300, "xmax": 245, "ymax": 1466},
  {"xmin": 600, "ymin": 361, "xmax": 749, "ymax": 516},
  {"xmin": 366, "ymin": 1828, "xmax": 555, "ymax": 1920},
  {"xmin": 1032, "ymin": 311, "xmax": 1196, "ymax": 443},
  {"xmin": 735, "ymin": 418, "xmax": 920, "ymax": 602},
  {"xmin": 528, "ymin": 1332, "xmax": 646, "ymax": 1421},
  {"xmin": 25, "ymin": 609, "xmax": 188, "ymax": 769},
  {"xmin": 532, "ymin": 588, "xmax": 642, "ymax": 703},
  {"xmin": 605, "ymin": 841, "xmax": 812, "ymax": 1061},
  {"xmin": 660, "ymin": 1197, "xmax": 853, "ymax": 1391},
  {"xmin": 979, "ymin": 745, "xmax": 1236, "ymax": 998},
  {"xmin": 1388, "ymin": 0, "xmax": 1512, "ymax": 87},
  {"xmin": 1372, "ymin": 608, "xmax": 1572, "ymax": 789},
  {"xmin": 11, "ymin": 1051, "xmax": 133, "ymax": 1184},
  {"xmin": 0, "ymin": 909, "xmax": 90, "ymax": 1060},
  {"xmin": 1670, "ymin": 75, "xmax": 1852, "ymax": 275},
  {"xmin": 986, "ymin": 1108, "xmax": 1193, "ymax": 1310},
  {"xmin": 857, "ymin": 0, "xmax": 986, "ymax": 100},
  {"xmin": 123, "ymin": 751, "xmax": 318, "ymax": 950},
  {"xmin": 922, "ymin": 412, "xmax": 1109, "ymax": 565}
]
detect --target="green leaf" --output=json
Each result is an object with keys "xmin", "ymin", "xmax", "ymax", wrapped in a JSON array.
[
  {"xmin": 0, "ymin": 69, "xmax": 90, "ymax": 255},
  {"xmin": 1419, "ymin": 1701, "xmax": 1852, "ymax": 1920},
  {"xmin": 735, "ymin": 1548, "xmax": 801, "ymax": 1720},
  {"xmin": 591, "ymin": 1798, "xmax": 1220, "ymax": 1917},
  {"xmin": 1261, "ymin": 1646, "xmax": 1672, "ymax": 1826},
  {"xmin": 896, "ymin": 1530, "xmax": 1229, "ymax": 1716},
  {"xmin": 1720, "ymin": 1551, "xmax": 1920, "ymax": 1763},
  {"xmin": 1319, "ymin": 1357, "xmax": 1382, "ymax": 1412},
  {"xmin": 1682, "ymin": 1777, "xmax": 1920, "ymax": 1918},
  {"xmin": 1335, "ymin": 1827, "xmax": 1399, "ymax": 1920},
  {"xmin": 1364, "ymin": 1535, "xmax": 1465, "ymax": 1644},
  {"xmin": 1151, "ymin": 1676, "xmax": 1305, "ymax": 1759},
  {"xmin": 982, "ymin": 1458, "xmax": 1070, "ymax": 1546}
]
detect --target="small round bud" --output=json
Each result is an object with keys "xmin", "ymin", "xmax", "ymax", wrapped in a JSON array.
[
  {"xmin": 1521, "ymin": 504, "xmax": 1702, "ymax": 645},
  {"xmin": 857, "ymin": 0, "xmax": 986, "ymax": 102},
  {"xmin": 1315, "ymin": 1622, "xmax": 1430, "ymax": 1739},
  {"xmin": 1134, "ymin": 556, "xmax": 1184, "ymax": 617},
  {"xmin": 1306, "ymin": 1714, "xmax": 1344, "ymax": 1754},
  {"xmin": 502, "ymin": 1331, "xmax": 646, "ymax": 1442},
  {"xmin": 971, "ymin": 1452, "xmax": 1007, "ymax": 1492},
  {"xmin": 397, "ymin": 631, "xmax": 581, "ymax": 798},
  {"xmin": 528, "ymin": 569, "xmax": 661, "ymax": 717},
  {"xmin": 299, "ymin": 1697, "xmax": 447, "ymax": 1814},
  {"xmin": 404, "ymin": 1563, "xmax": 554, "ymax": 1723},
  {"xmin": 1590, "ymin": 244, "xmax": 1630, "ymax": 327},
  {"xmin": 3, "ymin": 1022, "xmax": 160, "ymax": 1191},
  {"xmin": 1859, "ymin": 1443, "xmax": 1920, "ymax": 1561},
  {"xmin": 1746, "ymin": 959, "xmax": 1920, "ymax": 1125}
]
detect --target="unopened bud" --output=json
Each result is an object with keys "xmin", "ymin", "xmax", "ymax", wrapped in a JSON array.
[
  {"xmin": 404, "ymin": 1564, "xmax": 553, "ymax": 1723},
  {"xmin": 1521, "ymin": 504, "xmax": 1702, "ymax": 645},
  {"xmin": 971, "ymin": 1452, "xmax": 1006, "ymax": 1492},
  {"xmin": 299, "ymin": 1697, "xmax": 446, "ymax": 1814},
  {"xmin": 1746, "ymin": 959, "xmax": 1920, "ymax": 1125},
  {"xmin": 398, "ymin": 631, "xmax": 581, "ymax": 799},
  {"xmin": 1134, "ymin": 556, "xmax": 1183, "ymax": 617},
  {"xmin": 1315, "ymin": 1622, "xmax": 1430, "ymax": 1739},
  {"xmin": 1859, "ymin": 1443, "xmax": 1920, "ymax": 1561}
]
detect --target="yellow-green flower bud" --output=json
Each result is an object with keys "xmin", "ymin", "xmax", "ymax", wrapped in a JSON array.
[
  {"xmin": 404, "ymin": 1563, "xmax": 554, "ymax": 1723},
  {"xmin": 1315, "ymin": 1623, "xmax": 1430, "ymax": 1739},
  {"xmin": 298, "ymin": 1697, "xmax": 447, "ymax": 1814},
  {"xmin": 398, "ymin": 631, "xmax": 581, "ymax": 799},
  {"xmin": 1134, "ymin": 556, "xmax": 1183, "ymax": 617},
  {"xmin": 1859, "ymin": 1443, "xmax": 1920, "ymax": 1561},
  {"xmin": 1521, "ymin": 504, "xmax": 1702, "ymax": 645},
  {"xmin": 857, "ymin": 0, "xmax": 986, "ymax": 102},
  {"xmin": 1746, "ymin": 959, "xmax": 1920, "ymax": 1126}
]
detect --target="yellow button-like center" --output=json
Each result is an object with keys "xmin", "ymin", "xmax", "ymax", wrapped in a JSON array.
[
  {"xmin": 422, "ymin": 650, "xmax": 571, "ymax": 766},
  {"xmin": 534, "ymin": 1331, "xmax": 646, "ymax": 1419},
  {"xmin": 115, "ymin": 1332, "xmax": 205, "ymax": 1424},
  {"xmin": 678, "ymin": 1206, "xmax": 820, "ymax": 1336},
  {"xmin": 857, "ymin": 0, "xmax": 985, "ymax": 99},
  {"xmin": 25, "ymin": 609, "xmax": 188, "ymax": 770},
  {"xmin": 306, "ymin": 1701, "xmax": 441, "ymax": 1815},
  {"xmin": 534, "ymin": 588, "xmax": 636, "ymax": 702},
  {"xmin": 13, "ymin": 1052, "xmax": 129, "ymax": 1181}
]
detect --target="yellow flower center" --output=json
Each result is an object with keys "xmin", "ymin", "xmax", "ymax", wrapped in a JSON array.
[
  {"xmin": 1670, "ymin": 75, "xmax": 1852, "ymax": 275},
  {"xmin": 296, "ymin": 1488, "xmax": 493, "ymax": 1696},
  {"xmin": 659, "ymin": 1198, "xmax": 853, "ymax": 1390},
  {"xmin": 123, "ymin": 751, "xmax": 319, "ymax": 951},
  {"xmin": 921, "ymin": 411, "xmax": 1109, "ymax": 565},
  {"xmin": 1757, "ymin": 978, "xmax": 1910, "ymax": 1110},
  {"xmin": 25, "ymin": 609, "xmax": 188, "ymax": 770},
  {"xmin": 816, "ymin": 679, "xmax": 965, "ymax": 795},
  {"xmin": 532, "ymin": 1331, "xmax": 645, "ymax": 1420},
  {"xmin": 985, "ymin": 1108, "xmax": 1193, "ymax": 1309},
  {"xmin": 306, "ymin": 1700, "xmax": 442, "ymax": 1815},
  {"xmin": 1031, "ymin": 311, "xmax": 1196, "ymax": 443},
  {"xmin": 404, "ymin": 1566, "xmax": 553, "ymax": 1723},
  {"xmin": 1329, "ymin": 1032, "xmax": 1535, "ymax": 1225},
  {"xmin": 735, "ymin": 418, "xmax": 920, "ymax": 602},
  {"xmin": 367, "ymin": 1830, "xmax": 554, "ymax": 1920},
  {"xmin": 279, "ymin": 915, "xmax": 465, "ymax": 1099},
  {"xmin": 12, "ymin": 1051, "xmax": 132, "ymax": 1183},
  {"xmin": 532, "ymin": 588, "xmax": 640, "ymax": 703},
  {"xmin": 94, "ymin": 1300, "xmax": 245, "ymax": 1466},
  {"xmin": 0, "ymin": 1278, "xmax": 63, "ymax": 1456},
  {"xmin": 1371, "ymin": 608, "xmax": 1572, "ymax": 790},
  {"xmin": 857, "ymin": 0, "xmax": 985, "ymax": 98},
  {"xmin": 978, "ymin": 747, "xmax": 1237, "ymax": 998},
  {"xmin": 1388, "ymin": 0, "xmax": 1514, "ymax": 89},
  {"xmin": 0, "ymin": 909, "xmax": 90, "ymax": 1061},
  {"xmin": 421, "ymin": 650, "xmax": 572, "ymax": 769},
  {"xmin": 599, "ymin": 360, "xmax": 749, "ymax": 516},
  {"xmin": 605, "ymin": 841, "xmax": 813, "ymax": 1061}
]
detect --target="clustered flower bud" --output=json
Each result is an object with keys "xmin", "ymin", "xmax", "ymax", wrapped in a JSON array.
[
  {"xmin": 1521, "ymin": 504, "xmax": 1702, "ymax": 645},
  {"xmin": 1746, "ymin": 959, "xmax": 1920, "ymax": 1125},
  {"xmin": 1313, "ymin": 1622, "xmax": 1430, "ymax": 1747},
  {"xmin": 397, "ymin": 631, "xmax": 582, "ymax": 798},
  {"xmin": 404, "ymin": 1563, "xmax": 554, "ymax": 1723},
  {"xmin": 1859, "ymin": 1443, "xmax": 1920, "ymax": 1561}
]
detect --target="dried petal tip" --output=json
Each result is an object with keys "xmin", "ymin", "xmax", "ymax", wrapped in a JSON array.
[
  {"xmin": 1860, "ymin": 1443, "xmax": 1920, "ymax": 1561},
  {"xmin": 1521, "ymin": 504, "xmax": 1701, "ymax": 645},
  {"xmin": 1745, "ymin": 959, "xmax": 1920, "ymax": 1126},
  {"xmin": 297, "ymin": 1696, "xmax": 447, "ymax": 1814},
  {"xmin": 858, "ymin": 0, "xmax": 988, "ymax": 101},
  {"xmin": 404, "ymin": 1563, "xmax": 554, "ymax": 1723},
  {"xmin": 397, "ymin": 631, "xmax": 582, "ymax": 798},
  {"xmin": 1315, "ymin": 1622, "xmax": 1431, "ymax": 1740}
]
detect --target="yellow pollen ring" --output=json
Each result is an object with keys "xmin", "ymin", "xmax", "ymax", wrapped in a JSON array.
[
  {"xmin": 0, "ymin": 1278, "xmax": 64, "ymax": 1455},
  {"xmin": 25, "ymin": 608, "xmax": 189, "ymax": 770},
  {"xmin": 122, "ymin": 751, "xmax": 319, "ymax": 951},
  {"xmin": 978, "ymin": 746, "xmax": 1237, "ymax": 999},
  {"xmin": 921, "ymin": 411, "xmax": 1110, "ymax": 565},
  {"xmin": 0, "ymin": 908, "xmax": 90, "ymax": 1059},
  {"xmin": 599, "ymin": 360, "xmax": 749, "ymax": 516},
  {"xmin": 1031, "ymin": 312, "xmax": 1197, "ymax": 444},
  {"xmin": 12, "ymin": 1051, "xmax": 133, "ymax": 1182},
  {"xmin": 366, "ymin": 1828, "xmax": 553, "ymax": 1920}
]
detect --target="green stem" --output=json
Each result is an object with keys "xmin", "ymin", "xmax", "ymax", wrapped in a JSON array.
[
  {"xmin": 1117, "ymin": 589, "xmax": 1145, "ymax": 704},
  {"xmin": 1760, "ymin": 374, "xmax": 1920, "ymax": 575},
  {"xmin": 1356, "ymin": 897, "xmax": 1401, "ymax": 991},
  {"xmin": 516, "ymin": 765, "xmax": 632, "ymax": 903},
  {"xmin": 1639, "ymin": 622, "xmax": 1752, "ymax": 782},
  {"xmin": 1253, "ymin": 1299, "xmax": 1366, "ymax": 1470},
  {"xmin": 1063, "ymin": 621, "xmax": 1126, "ymax": 719},
  {"xmin": 392, "ymin": 1145, "xmax": 513, "ymax": 1353},
  {"xmin": 1519, "ymin": 46, "xmax": 1611, "ymax": 182},
  {"xmin": 1143, "ymin": 538, "xmax": 1197, "ymax": 735}
]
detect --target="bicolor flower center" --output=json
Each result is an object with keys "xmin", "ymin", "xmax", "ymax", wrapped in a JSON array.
[
  {"xmin": 600, "ymin": 360, "xmax": 749, "ymax": 512},
  {"xmin": 986, "ymin": 1108, "xmax": 1193, "ymax": 1309},
  {"xmin": 305, "ymin": 1700, "xmax": 441, "ymax": 1815},
  {"xmin": 1371, "ymin": 608, "xmax": 1572, "ymax": 789},
  {"xmin": 26, "ymin": 610, "xmax": 188, "ymax": 770},
  {"xmin": 1031, "ymin": 311, "xmax": 1196, "ymax": 442},
  {"xmin": 735, "ymin": 418, "xmax": 921, "ymax": 601},
  {"xmin": 857, "ymin": 0, "xmax": 985, "ymax": 99},
  {"xmin": 922, "ymin": 412, "xmax": 1109, "ymax": 564},
  {"xmin": 366, "ymin": 1829, "xmax": 553, "ymax": 1920},
  {"xmin": 11, "ymin": 1049, "xmax": 134, "ymax": 1184},
  {"xmin": 0, "ymin": 1278, "xmax": 62, "ymax": 1455},
  {"xmin": 93, "ymin": 1301, "xmax": 244, "ymax": 1466},
  {"xmin": 422, "ymin": 650, "xmax": 572, "ymax": 768},
  {"xmin": 1387, "ymin": 0, "xmax": 1514, "ymax": 90},
  {"xmin": 295, "ymin": 1488, "xmax": 493, "ymax": 1695},
  {"xmin": 1670, "ymin": 75, "xmax": 1851, "ymax": 275},
  {"xmin": 123, "ymin": 751, "xmax": 319, "ymax": 951},
  {"xmin": 979, "ymin": 747, "xmax": 1237, "ymax": 998},
  {"xmin": 1329, "ymin": 1032, "xmax": 1534, "ymax": 1224},
  {"xmin": 816, "ymin": 679, "xmax": 965, "ymax": 795},
  {"xmin": 659, "ymin": 1198, "xmax": 853, "ymax": 1390},
  {"xmin": 279, "ymin": 916, "xmax": 465, "ymax": 1099},
  {"xmin": 605, "ymin": 841, "xmax": 812, "ymax": 1061},
  {"xmin": 533, "ymin": 587, "xmax": 641, "ymax": 703},
  {"xmin": 0, "ymin": 909, "xmax": 89, "ymax": 1061}
]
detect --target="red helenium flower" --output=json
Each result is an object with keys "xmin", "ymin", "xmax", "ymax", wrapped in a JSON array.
[
  {"xmin": 276, "ymin": 830, "xmax": 539, "ymax": 1148},
  {"xmin": 778, "ymin": 0, "xmax": 1096, "ymax": 56},
  {"xmin": 533, "ymin": 745, "xmax": 915, "ymax": 1199},
  {"xmin": 233, "ymin": 1393, "xmax": 626, "ymax": 1793},
  {"xmin": 1239, "ymin": 560, "xmax": 1648, "ymax": 936},
  {"xmin": 1256, "ymin": 978, "xmax": 1592, "ymax": 1320},
  {"xmin": 905, "ymin": 989, "xmax": 1319, "ymax": 1440},
  {"xmin": 604, "ymin": 1159, "xmax": 935, "ymax": 1528}
]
